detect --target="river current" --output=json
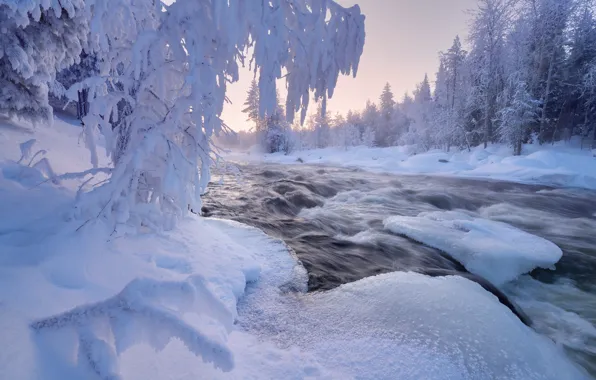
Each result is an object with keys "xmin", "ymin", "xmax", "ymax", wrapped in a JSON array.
[{"xmin": 203, "ymin": 163, "xmax": 596, "ymax": 376}]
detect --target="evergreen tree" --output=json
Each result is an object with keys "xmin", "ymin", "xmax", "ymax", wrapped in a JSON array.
[
  {"xmin": 308, "ymin": 102, "xmax": 331, "ymax": 149},
  {"xmin": 416, "ymin": 74, "xmax": 433, "ymax": 104},
  {"xmin": 407, "ymin": 75, "xmax": 434, "ymax": 149},
  {"xmin": 52, "ymin": 52, "xmax": 99, "ymax": 123},
  {"xmin": 0, "ymin": 0, "xmax": 89, "ymax": 122},
  {"xmin": 525, "ymin": 0, "xmax": 572, "ymax": 142},
  {"xmin": 563, "ymin": 1, "xmax": 596, "ymax": 140},
  {"xmin": 468, "ymin": 0, "xmax": 514, "ymax": 147},
  {"xmin": 361, "ymin": 100, "xmax": 380, "ymax": 142},
  {"xmin": 377, "ymin": 83, "xmax": 396, "ymax": 146},
  {"xmin": 435, "ymin": 36, "xmax": 468, "ymax": 150},
  {"xmin": 361, "ymin": 125, "xmax": 376, "ymax": 147},
  {"xmin": 243, "ymin": 79, "xmax": 261, "ymax": 134},
  {"xmin": 305, "ymin": 0, "xmax": 596, "ymax": 155},
  {"xmin": 264, "ymin": 90, "xmax": 290, "ymax": 153},
  {"xmin": 498, "ymin": 79, "xmax": 540, "ymax": 155},
  {"xmin": 442, "ymin": 36, "xmax": 467, "ymax": 112}
]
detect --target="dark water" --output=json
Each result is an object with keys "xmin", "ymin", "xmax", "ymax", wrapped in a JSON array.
[{"xmin": 203, "ymin": 163, "xmax": 596, "ymax": 376}]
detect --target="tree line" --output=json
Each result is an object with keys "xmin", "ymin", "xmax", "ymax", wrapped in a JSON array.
[{"xmin": 237, "ymin": 0, "xmax": 596, "ymax": 155}]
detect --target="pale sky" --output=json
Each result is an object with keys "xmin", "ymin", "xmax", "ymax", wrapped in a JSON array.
[{"xmin": 223, "ymin": 0, "xmax": 476, "ymax": 131}]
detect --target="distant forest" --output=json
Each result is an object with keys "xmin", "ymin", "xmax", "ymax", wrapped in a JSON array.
[{"xmin": 228, "ymin": 0, "xmax": 596, "ymax": 156}]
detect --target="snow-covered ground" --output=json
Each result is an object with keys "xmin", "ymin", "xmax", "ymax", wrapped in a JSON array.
[
  {"xmin": 226, "ymin": 140, "xmax": 596, "ymax": 190},
  {"xmin": 0, "ymin": 116, "xmax": 591, "ymax": 379}
]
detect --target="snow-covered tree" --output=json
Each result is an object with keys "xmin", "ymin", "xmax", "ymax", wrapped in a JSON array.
[
  {"xmin": 263, "ymin": 91, "xmax": 291, "ymax": 153},
  {"xmin": 242, "ymin": 79, "xmax": 261, "ymax": 134},
  {"xmin": 0, "ymin": 0, "xmax": 89, "ymax": 121},
  {"xmin": 361, "ymin": 100, "xmax": 380, "ymax": 141},
  {"xmin": 528, "ymin": 0, "xmax": 572, "ymax": 143},
  {"xmin": 402, "ymin": 75, "xmax": 434, "ymax": 149},
  {"xmin": 377, "ymin": 83, "xmax": 396, "ymax": 146},
  {"xmin": 52, "ymin": 52, "xmax": 99, "ymax": 122},
  {"xmin": 361, "ymin": 125, "xmax": 376, "ymax": 147},
  {"xmin": 68, "ymin": 0, "xmax": 365, "ymax": 231},
  {"xmin": 468, "ymin": 0, "xmax": 515, "ymax": 147},
  {"xmin": 346, "ymin": 109, "xmax": 365, "ymax": 138},
  {"xmin": 498, "ymin": 78, "xmax": 540, "ymax": 155},
  {"xmin": 330, "ymin": 112, "xmax": 361, "ymax": 149},
  {"xmin": 562, "ymin": 0, "xmax": 596, "ymax": 141},
  {"xmin": 434, "ymin": 36, "xmax": 468, "ymax": 150},
  {"xmin": 308, "ymin": 102, "xmax": 331, "ymax": 148},
  {"xmin": 581, "ymin": 61, "xmax": 596, "ymax": 147},
  {"xmin": 398, "ymin": 92, "xmax": 414, "ymax": 138}
]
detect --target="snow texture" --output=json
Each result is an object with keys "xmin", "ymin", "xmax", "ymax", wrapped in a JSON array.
[
  {"xmin": 384, "ymin": 211, "xmax": 563, "ymax": 286},
  {"xmin": 239, "ymin": 270, "xmax": 589, "ymax": 380}
]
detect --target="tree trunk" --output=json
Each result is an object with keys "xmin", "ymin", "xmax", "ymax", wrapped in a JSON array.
[
  {"xmin": 484, "ymin": 93, "xmax": 490, "ymax": 149},
  {"xmin": 539, "ymin": 45, "xmax": 556, "ymax": 144},
  {"xmin": 83, "ymin": 89, "xmax": 89, "ymax": 116},
  {"xmin": 77, "ymin": 91, "xmax": 84, "ymax": 123},
  {"xmin": 76, "ymin": 89, "xmax": 90, "ymax": 126},
  {"xmin": 514, "ymin": 137, "xmax": 522, "ymax": 156}
]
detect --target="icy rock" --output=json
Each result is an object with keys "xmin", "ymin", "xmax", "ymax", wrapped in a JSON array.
[{"xmin": 384, "ymin": 211, "xmax": 563, "ymax": 286}]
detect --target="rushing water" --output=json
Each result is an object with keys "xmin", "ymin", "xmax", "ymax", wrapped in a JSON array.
[{"xmin": 203, "ymin": 163, "xmax": 596, "ymax": 377}]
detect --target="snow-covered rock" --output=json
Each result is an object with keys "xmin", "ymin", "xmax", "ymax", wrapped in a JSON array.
[{"xmin": 383, "ymin": 211, "xmax": 563, "ymax": 286}]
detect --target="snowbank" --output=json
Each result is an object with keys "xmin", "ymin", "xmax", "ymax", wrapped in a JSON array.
[
  {"xmin": 0, "ymin": 116, "xmax": 318, "ymax": 379},
  {"xmin": 226, "ymin": 139, "xmax": 596, "ymax": 190},
  {"xmin": 384, "ymin": 211, "xmax": 563, "ymax": 286},
  {"xmin": 240, "ymin": 270, "xmax": 589, "ymax": 379}
]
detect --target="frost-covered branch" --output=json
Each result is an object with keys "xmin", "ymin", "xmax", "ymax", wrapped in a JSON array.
[
  {"xmin": 31, "ymin": 277, "xmax": 234, "ymax": 378},
  {"xmin": 62, "ymin": 0, "xmax": 365, "ymax": 231}
]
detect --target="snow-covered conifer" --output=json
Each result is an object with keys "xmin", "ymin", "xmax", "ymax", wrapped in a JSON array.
[
  {"xmin": 377, "ymin": 83, "xmax": 397, "ymax": 146},
  {"xmin": 243, "ymin": 79, "xmax": 261, "ymax": 134},
  {"xmin": 0, "ymin": 0, "xmax": 89, "ymax": 121},
  {"xmin": 498, "ymin": 79, "xmax": 540, "ymax": 155}
]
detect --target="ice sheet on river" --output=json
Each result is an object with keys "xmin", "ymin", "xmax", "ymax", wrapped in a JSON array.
[{"xmin": 383, "ymin": 211, "xmax": 563, "ymax": 286}]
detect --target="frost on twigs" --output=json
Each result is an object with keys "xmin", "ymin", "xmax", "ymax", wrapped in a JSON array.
[
  {"xmin": 3, "ymin": 138, "xmax": 61, "ymax": 185},
  {"xmin": 31, "ymin": 277, "xmax": 235, "ymax": 379}
]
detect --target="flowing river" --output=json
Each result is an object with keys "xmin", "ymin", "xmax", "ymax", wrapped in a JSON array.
[{"xmin": 202, "ymin": 163, "xmax": 596, "ymax": 377}]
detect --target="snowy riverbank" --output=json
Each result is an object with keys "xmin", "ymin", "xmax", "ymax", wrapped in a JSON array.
[
  {"xmin": 226, "ymin": 141, "xmax": 596, "ymax": 190},
  {"xmin": 0, "ymin": 116, "xmax": 591, "ymax": 378}
]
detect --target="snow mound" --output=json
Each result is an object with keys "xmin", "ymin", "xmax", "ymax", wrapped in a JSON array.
[
  {"xmin": 383, "ymin": 211, "xmax": 563, "ymax": 286},
  {"xmin": 241, "ymin": 271, "xmax": 589, "ymax": 380}
]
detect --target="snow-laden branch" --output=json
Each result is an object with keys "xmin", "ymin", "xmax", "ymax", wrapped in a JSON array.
[
  {"xmin": 65, "ymin": 0, "xmax": 365, "ymax": 231},
  {"xmin": 56, "ymin": 167, "xmax": 113, "ymax": 180},
  {"xmin": 31, "ymin": 277, "xmax": 234, "ymax": 378}
]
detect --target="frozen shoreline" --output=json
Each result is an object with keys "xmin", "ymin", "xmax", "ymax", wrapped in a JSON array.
[{"xmin": 224, "ymin": 141, "xmax": 596, "ymax": 191}]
